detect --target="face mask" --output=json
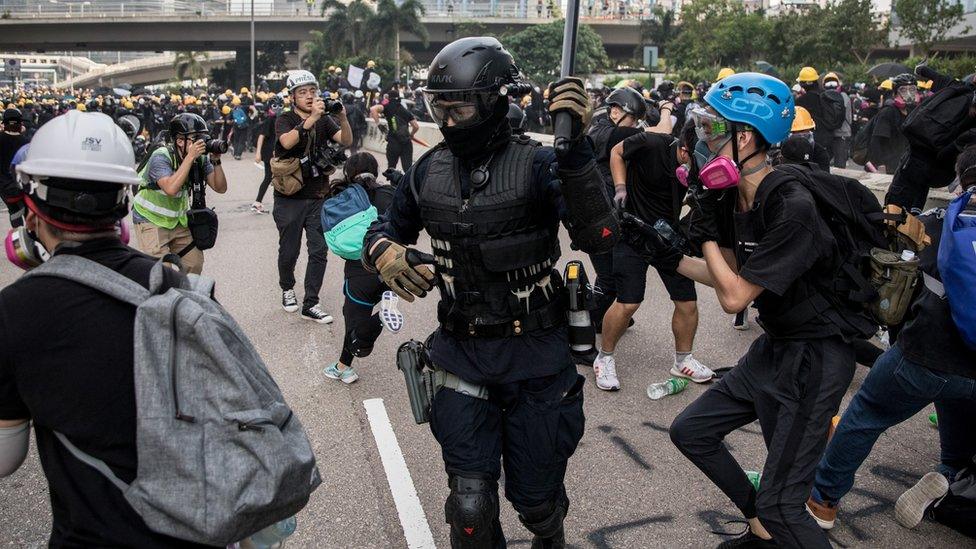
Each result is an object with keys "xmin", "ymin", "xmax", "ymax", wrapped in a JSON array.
[
  {"xmin": 676, "ymin": 164, "xmax": 690, "ymax": 187},
  {"xmin": 440, "ymin": 99, "xmax": 511, "ymax": 161},
  {"xmin": 698, "ymin": 155, "xmax": 741, "ymax": 190},
  {"xmin": 5, "ymin": 226, "xmax": 48, "ymax": 270}
]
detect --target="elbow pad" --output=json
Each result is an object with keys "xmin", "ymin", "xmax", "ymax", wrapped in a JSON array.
[
  {"xmin": 559, "ymin": 160, "xmax": 619, "ymax": 254},
  {"xmin": 0, "ymin": 422, "xmax": 30, "ymax": 477}
]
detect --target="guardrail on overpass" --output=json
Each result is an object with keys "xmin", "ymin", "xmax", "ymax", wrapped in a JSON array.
[{"xmin": 362, "ymin": 120, "xmax": 953, "ymax": 209}]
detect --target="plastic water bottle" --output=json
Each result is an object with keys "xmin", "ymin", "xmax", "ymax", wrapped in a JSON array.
[
  {"xmin": 901, "ymin": 249, "xmax": 916, "ymax": 262},
  {"xmin": 646, "ymin": 377, "xmax": 689, "ymax": 400},
  {"xmin": 746, "ymin": 470, "xmax": 762, "ymax": 491},
  {"xmin": 249, "ymin": 517, "xmax": 297, "ymax": 549}
]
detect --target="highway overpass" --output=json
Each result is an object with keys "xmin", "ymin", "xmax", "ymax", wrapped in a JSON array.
[{"xmin": 63, "ymin": 52, "xmax": 235, "ymax": 87}]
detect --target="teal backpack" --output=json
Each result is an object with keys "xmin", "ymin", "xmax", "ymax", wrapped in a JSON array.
[{"xmin": 322, "ymin": 184, "xmax": 376, "ymax": 260}]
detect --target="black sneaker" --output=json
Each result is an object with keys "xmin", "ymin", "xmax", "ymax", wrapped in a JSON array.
[
  {"xmin": 281, "ymin": 289, "xmax": 299, "ymax": 313},
  {"xmin": 301, "ymin": 305, "xmax": 334, "ymax": 324},
  {"xmin": 716, "ymin": 531, "xmax": 777, "ymax": 548}
]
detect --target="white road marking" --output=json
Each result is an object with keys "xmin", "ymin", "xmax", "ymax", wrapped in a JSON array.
[{"xmin": 363, "ymin": 398, "xmax": 437, "ymax": 548}]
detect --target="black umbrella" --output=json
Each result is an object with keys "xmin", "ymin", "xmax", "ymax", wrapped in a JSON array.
[
  {"xmin": 868, "ymin": 62, "xmax": 911, "ymax": 79},
  {"xmin": 754, "ymin": 61, "xmax": 781, "ymax": 79},
  {"xmin": 130, "ymin": 86, "xmax": 151, "ymax": 96}
]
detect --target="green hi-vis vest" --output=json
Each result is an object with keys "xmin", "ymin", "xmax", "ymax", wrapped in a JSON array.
[{"xmin": 132, "ymin": 147, "xmax": 199, "ymax": 230}]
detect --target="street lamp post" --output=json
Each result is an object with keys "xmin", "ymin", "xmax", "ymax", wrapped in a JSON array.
[{"xmin": 250, "ymin": 0, "xmax": 255, "ymax": 92}]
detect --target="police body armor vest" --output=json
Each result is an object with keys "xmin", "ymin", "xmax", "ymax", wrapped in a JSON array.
[{"xmin": 418, "ymin": 136, "xmax": 562, "ymax": 327}]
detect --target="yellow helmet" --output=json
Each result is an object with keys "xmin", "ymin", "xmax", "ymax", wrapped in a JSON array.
[
  {"xmin": 367, "ymin": 60, "xmax": 376, "ymax": 69},
  {"xmin": 225, "ymin": 89, "xmax": 233, "ymax": 96},
  {"xmin": 123, "ymin": 100, "xmax": 134, "ymax": 109},
  {"xmin": 879, "ymin": 79, "xmax": 893, "ymax": 91},
  {"xmin": 797, "ymin": 66, "xmax": 820, "ymax": 83},
  {"xmin": 76, "ymin": 103, "xmax": 87, "ymax": 112},
  {"xmin": 328, "ymin": 65, "xmax": 336, "ymax": 72},
  {"xmin": 918, "ymin": 79, "xmax": 933, "ymax": 90},
  {"xmin": 221, "ymin": 105, "xmax": 232, "ymax": 115},
  {"xmin": 823, "ymin": 71, "xmax": 840, "ymax": 84},
  {"xmin": 791, "ymin": 106, "xmax": 816, "ymax": 132},
  {"xmin": 283, "ymin": 96, "xmax": 291, "ymax": 106},
  {"xmin": 240, "ymin": 87, "xmax": 249, "ymax": 94},
  {"xmin": 231, "ymin": 96, "xmax": 242, "ymax": 106},
  {"xmin": 330, "ymin": 92, "xmax": 339, "ymax": 100},
  {"xmin": 717, "ymin": 68, "xmax": 735, "ymax": 81},
  {"xmin": 184, "ymin": 96, "xmax": 196, "ymax": 106}
]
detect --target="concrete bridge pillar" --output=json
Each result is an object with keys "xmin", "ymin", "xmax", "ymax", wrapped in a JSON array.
[{"xmin": 234, "ymin": 47, "xmax": 249, "ymax": 89}]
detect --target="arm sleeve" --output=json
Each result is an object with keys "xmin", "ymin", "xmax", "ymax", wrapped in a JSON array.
[
  {"xmin": 739, "ymin": 190, "xmax": 826, "ymax": 296},
  {"xmin": 0, "ymin": 422, "xmax": 29, "ymax": 477}
]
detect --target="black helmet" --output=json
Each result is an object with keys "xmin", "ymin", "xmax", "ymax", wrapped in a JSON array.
[
  {"xmin": 420, "ymin": 37, "xmax": 522, "ymax": 128},
  {"xmin": 657, "ymin": 80, "xmax": 675, "ymax": 97},
  {"xmin": 605, "ymin": 87, "xmax": 647, "ymax": 120},
  {"xmin": 891, "ymin": 73, "xmax": 917, "ymax": 90},
  {"xmin": 116, "ymin": 117, "xmax": 137, "ymax": 140},
  {"xmin": 169, "ymin": 113, "xmax": 208, "ymax": 139},
  {"xmin": 3, "ymin": 107, "xmax": 22, "ymax": 123},
  {"xmin": 506, "ymin": 103, "xmax": 526, "ymax": 133}
]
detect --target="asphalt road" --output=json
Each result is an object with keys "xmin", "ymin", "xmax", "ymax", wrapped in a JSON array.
[{"xmin": 0, "ymin": 154, "xmax": 967, "ymax": 549}]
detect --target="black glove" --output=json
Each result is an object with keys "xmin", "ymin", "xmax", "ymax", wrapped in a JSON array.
[
  {"xmin": 686, "ymin": 188, "xmax": 724, "ymax": 248},
  {"xmin": 547, "ymin": 77, "xmax": 592, "ymax": 145},
  {"xmin": 619, "ymin": 211, "xmax": 683, "ymax": 272}
]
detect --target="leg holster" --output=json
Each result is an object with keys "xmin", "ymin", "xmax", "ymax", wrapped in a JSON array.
[{"xmin": 397, "ymin": 339, "xmax": 489, "ymax": 425}]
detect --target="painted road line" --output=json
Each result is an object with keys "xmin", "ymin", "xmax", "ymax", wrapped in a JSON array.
[{"xmin": 363, "ymin": 398, "xmax": 436, "ymax": 548}]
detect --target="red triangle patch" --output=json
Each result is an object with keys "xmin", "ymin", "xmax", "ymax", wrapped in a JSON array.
[
  {"xmin": 464, "ymin": 527, "xmax": 475, "ymax": 535},
  {"xmin": 601, "ymin": 227, "xmax": 612, "ymax": 238}
]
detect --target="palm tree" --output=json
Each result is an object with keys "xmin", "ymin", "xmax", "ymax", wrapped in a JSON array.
[
  {"xmin": 370, "ymin": 0, "xmax": 428, "ymax": 82},
  {"xmin": 174, "ymin": 51, "xmax": 209, "ymax": 84},
  {"xmin": 319, "ymin": 0, "xmax": 375, "ymax": 56}
]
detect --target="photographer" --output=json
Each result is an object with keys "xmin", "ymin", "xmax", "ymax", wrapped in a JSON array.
[
  {"xmin": 132, "ymin": 113, "xmax": 227, "ymax": 274},
  {"xmin": 273, "ymin": 70, "xmax": 352, "ymax": 322}
]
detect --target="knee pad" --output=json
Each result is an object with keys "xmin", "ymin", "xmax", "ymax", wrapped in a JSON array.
[
  {"xmin": 516, "ymin": 491, "xmax": 568, "ymax": 541},
  {"xmin": 445, "ymin": 475, "xmax": 499, "ymax": 548}
]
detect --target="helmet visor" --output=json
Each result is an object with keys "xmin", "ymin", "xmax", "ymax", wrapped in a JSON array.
[
  {"xmin": 422, "ymin": 90, "xmax": 495, "ymax": 128},
  {"xmin": 897, "ymin": 85, "xmax": 919, "ymax": 102},
  {"xmin": 689, "ymin": 107, "xmax": 730, "ymax": 142}
]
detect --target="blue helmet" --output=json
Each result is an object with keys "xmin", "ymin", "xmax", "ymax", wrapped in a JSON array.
[{"xmin": 704, "ymin": 72, "xmax": 795, "ymax": 145}]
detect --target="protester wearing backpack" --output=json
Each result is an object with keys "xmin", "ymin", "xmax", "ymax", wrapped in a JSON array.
[
  {"xmin": 321, "ymin": 152, "xmax": 395, "ymax": 384},
  {"xmin": 868, "ymin": 73, "xmax": 918, "ymax": 174},
  {"xmin": 656, "ymin": 73, "xmax": 868, "ymax": 549},
  {"xmin": 0, "ymin": 111, "xmax": 320, "ymax": 548},
  {"xmin": 822, "ymin": 73, "xmax": 853, "ymax": 168},
  {"xmin": 806, "ymin": 146, "xmax": 976, "ymax": 534}
]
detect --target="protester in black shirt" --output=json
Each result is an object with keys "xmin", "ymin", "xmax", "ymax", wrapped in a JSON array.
[
  {"xmin": 252, "ymin": 108, "xmax": 276, "ymax": 213},
  {"xmin": 594, "ymin": 121, "xmax": 713, "ymax": 392},
  {"xmin": 0, "ymin": 107, "xmax": 28, "ymax": 227},
  {"xmin": 869, "ymin": 73, "xmax": 919, "ymax": 174},
  {"xmin": 273, "ymin": 70, "xmax": 351, "ymax": 323},
  {"xmin": 0, "ymin": 111, "xmax": 215, "ymax": 548},
  {"xmin": 370, "ymin": 90, "xmax": 419, "ymax": 170},
  {"xmin": 806, "ymin": 145, "xmax": 976, "ymax": 532},
  {"xmin": 663, "ymin": 73, "xmax": 860, "ymax": 549}
]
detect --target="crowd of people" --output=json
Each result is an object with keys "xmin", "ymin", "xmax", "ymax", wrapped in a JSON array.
[{"xmin": 0, "ymin": 35, "xmax": 974, "ymax": 549}]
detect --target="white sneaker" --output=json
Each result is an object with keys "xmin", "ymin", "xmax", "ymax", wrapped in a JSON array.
[
  {"xmin": 593, "ymin": 354, "xmax": 620, "ymax": 391},
  {"xmin": 671, "ymin": 356, "xmax": 715, "ymax": 383},
  {"xmin": 281, "ymin": 289, "xmax": 299, "ymax": 313},
  {"xmin": 379, "ymin": 290, "xmax": 404, "ymax": 333},
  {"xmin": 895, "ymin": 472, "xmax": 949, "ymax": 529}
]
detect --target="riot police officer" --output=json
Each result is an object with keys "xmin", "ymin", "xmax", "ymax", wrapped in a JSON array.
[{"xmin": 363, "ymin": 37, "xmax": 617, "ymax": 548}]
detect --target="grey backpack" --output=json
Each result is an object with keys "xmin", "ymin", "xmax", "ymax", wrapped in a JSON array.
[{"xmin": 24, "ymin": 254, "xmax": 321, "ymax": 546}]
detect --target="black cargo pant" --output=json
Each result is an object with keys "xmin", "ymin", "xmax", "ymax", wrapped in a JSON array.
[
  {"xmin": 429, "ymin": 361, "xmax": 585, "ymax": 545},
  {"xmin": 273, "ymin": 196, "xmax": 328, "ymax": 308},
  {"xmin": 385, "ymin": 136, "xmax": 413, "ymax": 171},
  {"xmin": 670, "ymin": 333, "xmax": 855, "ymax": 549}
]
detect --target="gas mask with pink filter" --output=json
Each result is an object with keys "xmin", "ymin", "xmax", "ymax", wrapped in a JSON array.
[{"xmin": 675, "ymin": 107, "xmax": 767, "ymax": 190}]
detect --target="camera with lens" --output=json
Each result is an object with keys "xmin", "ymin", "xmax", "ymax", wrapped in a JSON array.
[
  {"xmin": 324, "ymin": 98, "xmax": 344, "ymax": 115},
  {"xmin": 204, "ymin": 137, "xmax": 228, "ymax": 155}
]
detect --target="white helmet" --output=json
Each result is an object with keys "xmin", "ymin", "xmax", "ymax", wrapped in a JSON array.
[
  {"xmin": 354, "ymin": 90, "xmax": 364, "ymax": 99},
  {"xmin": 287, "ymin": 70, "xmax": 318, "ymax": 93},
  {"xmin": 17, "ymin": 110, "xmax": 141, "ymax": 186}
]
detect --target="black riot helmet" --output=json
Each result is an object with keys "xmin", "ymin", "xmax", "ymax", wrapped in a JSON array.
[
  {"xmin": 169, "ymin": 112, "xmax": 208, "ymax": 140},
  {"xmin": 506, "ymin": 102, "xmax": 527, "ymax": 133},
  {"xmin": 420, "ymin": 37, "xmax": 523, "ymax": 129},
  {"xmin": 116, "ymin": 117, "xmax": 138, "ymax": 141},
  {"xmin": 3, "ymin": 107, "xmax": 22, "ymax": 123},
  {"xmin": 605, "ymin": 87, "xmax": 647, "ymax": 122}
]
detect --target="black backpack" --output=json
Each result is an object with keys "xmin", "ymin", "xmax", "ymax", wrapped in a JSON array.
[
  {"xmin": 850, "ymin": 115, "xmax": 878, "ymax": 166},
  {"xmin": 758, "ymin": 164, "xmax": 904, "ymax": 336},
  {"xmin": 902, "ymin": 79, "xmax": 976, "ymax": 154},
  {"xmin": 819, "ymin": 90, "xmax": 847, "ymax": 131}
]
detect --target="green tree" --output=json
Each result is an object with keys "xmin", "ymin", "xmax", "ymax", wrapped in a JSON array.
[
  {"xmin": 667, "ymin": 0, "xmax": 769, "ymax": 69},
  {"xmin": 638, "ymin": 5, "xmax": 678, "ymax": 58},
  {"xmin": 453, "ymin": 20, "xmax": 489, "ymax": 39},
  {"xmin": 822, "ymin": 0, "xmax": 890, "ymax": 64},
  {"xmin": 174, "ymin": 51, "xmax": 209, "ymax": 83},
  {"xmin": 894, "ymin": 0, "xmax": 969, "ymax": 57},
  {"xmin": 317, "ymin": 0, "xmax": 376, "ymax": 57},
  {"xmin": 370, "ymin": 0, "xmax": 428, "ymax": 82},
  {"xmin": 505, "ymin": 20, "xmax": 610, "ymax": 84}
]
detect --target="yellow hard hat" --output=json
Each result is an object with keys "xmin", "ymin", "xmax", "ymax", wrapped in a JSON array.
[
  {"xmin": 797, "ymin": 66, "xmax": 820, "ymax": 83},
  {"xmin": 330, "ymin": 92, "xmax": 339, "ymax": 100},
  {"xmin": 225, "ymin": 89, "xmax": 233, "ymax": 96},
  {"xmin": 918, "ymin": 79, "xmax": 933, "ymax": 90},
  {"xmin": 5, "ymin": 103, "xmax": 13, "ymax": 109},
  {"xmin": 677, "ymin": 81, "xmax": 694, "ymax": 92},
  {"xmin": 76, "ymin": 103, "xmax": 87, "ymax": 112},
  {"xmin": 123, "ymin": 100, "xmax": 134, "ymax": 109},
  {"xmin": 792, "ymin": 106, "xmax": 816, "ymax": 132},
  {"xmin": 240, "ymin": 87, "xmax": 249, "ymax": 94},
  {"xmin": 231, "ymin": 96, "xmax": 242, "ymax": 106},
  {"xmin": 717, "ymin": 68, "xmax": 735, "ymax": 81},
  {"xmin": 367, "ymin": 60, "xmax": 376, "ymax": 69},
  {"xmin": 221, "ymin": 105, "xmax": 232, "ymax": 115},
  {"xmin": 328, "ymin": 65, "xmax": 336, "ymax": 72},
  {"xmin": 879, "ymin": 79, "xmax": 893, "ymax": 91},
  {"xmin": 823, "ymin": 72, "xmax": 840, "ymax": 83}
]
